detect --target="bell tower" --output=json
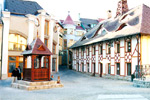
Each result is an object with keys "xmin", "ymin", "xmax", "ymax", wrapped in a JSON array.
[{"xmin": 116, "ymin": 0, "xmax": 128, "ymax": 17}]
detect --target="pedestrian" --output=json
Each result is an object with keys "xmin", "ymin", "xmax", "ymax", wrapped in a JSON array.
[
  {"xmin": 12, "ymin": 68, "xmax": 19, "ymax": 83},
  {"xmin": 17, "ymin": 66, "xmax": 21, "ymax": 80}
]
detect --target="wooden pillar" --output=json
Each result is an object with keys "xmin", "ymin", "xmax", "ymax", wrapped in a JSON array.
[
  {"xmin": 39, "ymin": 56, "xmax": 41, "ymax": 69},
  {"xmin": 31, "ymin": 55, "xmax": 35, "ymax": 81},
  {"xmin": 48, "ymin": 56, "xmax": 51, "ymax": 81}
]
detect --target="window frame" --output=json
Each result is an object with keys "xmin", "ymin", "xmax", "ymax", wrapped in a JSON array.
[
  {"xmin": 44, "ymin": 20, "xmax": 49, "ymax": 36},
  {"xmin": 99, "ymin": 44, "xmax": 103, "ymax": 55}
]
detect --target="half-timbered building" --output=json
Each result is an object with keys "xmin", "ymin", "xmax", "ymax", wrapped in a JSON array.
[{"xmin": 70, "ymin": 1, "xmax": 150, "ymax": 79}]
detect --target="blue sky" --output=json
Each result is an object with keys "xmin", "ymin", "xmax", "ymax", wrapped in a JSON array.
[{"xmin": 36, "ymin": 0, "xmax": 150, "ymax": 20}]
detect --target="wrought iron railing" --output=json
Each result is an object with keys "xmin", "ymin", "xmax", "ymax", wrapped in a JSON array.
[{"xmin": 135, "ymin": 65, "xmax": 150, "ymax": 80}]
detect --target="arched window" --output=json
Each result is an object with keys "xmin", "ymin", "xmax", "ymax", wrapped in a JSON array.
[{"xmin": 8, "ymin": 34, "xmax": 27, "ymax": 51}]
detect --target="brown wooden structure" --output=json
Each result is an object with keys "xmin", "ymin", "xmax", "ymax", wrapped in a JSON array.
[{"xmin": 22, "ymin": 38, "xmax": 52, "ymax": 82}]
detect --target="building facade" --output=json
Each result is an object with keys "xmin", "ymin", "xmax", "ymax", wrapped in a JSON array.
[
  {"xmin": 71, "ymin": 1, "xmax": 150, "ymax": 79},
  {"xmin": 0, "ymin": 0, "xmax": 60, "ymax": 79}
]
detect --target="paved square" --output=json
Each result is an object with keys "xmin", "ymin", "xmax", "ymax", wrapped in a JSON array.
[{"xmin": 0, "ymin": 66, "xmax": 150, "ymax": 100}]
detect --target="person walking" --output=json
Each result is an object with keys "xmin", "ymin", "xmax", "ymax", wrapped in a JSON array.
[
  {"xmin": 12, "ymin": 68, "xmax": 19, "ymax": 83},
  {"xmin": 17, "ymin": 66, "xmax": 21, "ymax": 80}
]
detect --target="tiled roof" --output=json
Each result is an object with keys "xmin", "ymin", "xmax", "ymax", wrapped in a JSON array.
[
  {"xmin": 63, "ymin": 15, "xmax": 75, "ymax": 25},
  {"xmin": 70, "ymin": 4, "xmax": 150, "ymax": 49},
  {"xmin": 5, "ymin": 0, "xmax": 43, "ymax": 15},
  {"xmin": 22, "ymin": 38, "xmax": 52, "ymax": 55}
]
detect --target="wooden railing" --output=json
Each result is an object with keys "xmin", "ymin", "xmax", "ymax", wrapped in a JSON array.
[{"xmin": 23, "ymin": 68, "xmax": 49, "ymax": 81}]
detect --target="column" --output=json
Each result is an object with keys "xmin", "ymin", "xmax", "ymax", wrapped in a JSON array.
[
  {"xmin": 49, "ymin": 18, "xmax": 54, "ymax": 72},
  {"xmin": 26, "ymin": 14, "xmax": 35, "ymax": 68},
  {"xmin": 1, "ymin": 11, "xmax": 10, "ymax": 79},
  {"xmin": 38, "ymin": 10, "xmax": 46, "ymax": 67}
]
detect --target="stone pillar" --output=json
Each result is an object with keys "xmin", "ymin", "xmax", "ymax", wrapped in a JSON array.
[
  {"xmin": 49, "ymin": 18, "xmax": 55, "ymax": 72},
  {"xmin": 1, "ymin": 11, "xmax": 10, "ymax": 79},
  {"xmin": 56, "ymin": 25, "xmax": 60, "ymax": 72},
  {"xmin": 38, "ymin": 10, "xmax": 46, "ymax": 67},
  {"xmin": 26, "ymin": 14, "xmax": 35, "ymax": 68}
]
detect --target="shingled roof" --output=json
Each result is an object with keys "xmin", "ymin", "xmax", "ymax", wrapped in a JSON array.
[
  {"xmin": 5, "ymin": 0, "xmax": 43, "ymax": 15},
  {"xmin": 70, "ymin": 4, "xmax": 150, "ymax": 49},
  {"xmin": 22, "ymin": 38, "xmax": 52, "ymax": 56}
]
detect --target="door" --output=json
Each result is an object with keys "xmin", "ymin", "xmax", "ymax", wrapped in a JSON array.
[
  {"xmin": 52, "ymin": 58, "xmax": 56, "ymax": 71},
  {"xmin": 117, "ymin": 63, "xmax": 120, "ymax": 75},
  {"xmin": 100, "ymin": 63, "xmax": 103, "ymax": 77},
  {"xmin": 93, "ymin": 63, "xmax": 95, "ymax": 76},
  {"xmin": 8, "ymin": 56, "xmax": 23, "ymax": 77},
  {"xmin": 82, "ymin": 63, "xmax": 84, "ymax": 72}
]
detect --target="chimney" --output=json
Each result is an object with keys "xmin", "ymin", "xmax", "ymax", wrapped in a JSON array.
[
  {"xmin": 107, "ymin": 10, "xmax": 112, "ymax": 19},
  {"xmin": 116, "ymin": 0, "xmax": 128, "ymax": 17}
]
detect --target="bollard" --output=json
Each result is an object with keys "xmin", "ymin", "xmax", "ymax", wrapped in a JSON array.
[{"xmin": 57, "ymin": 76, "xmax": 60, "ymax": 84}]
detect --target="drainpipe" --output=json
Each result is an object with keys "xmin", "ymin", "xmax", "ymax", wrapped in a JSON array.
[
  {"xmin": 0, "ymin": 18, "xmax": 4, "ymax": 80},
  {"xmin": 136, "ymin": 34, "xmax": 140, "ymax": 77}
]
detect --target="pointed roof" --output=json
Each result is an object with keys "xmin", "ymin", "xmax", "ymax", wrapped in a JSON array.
[
  {"xmin": 63, "ymin": 15, "xmax": 75, "ymax": 25},
  {"xmin": 22, "ymin": 38, "xmax": 52, "ymax": 56}
]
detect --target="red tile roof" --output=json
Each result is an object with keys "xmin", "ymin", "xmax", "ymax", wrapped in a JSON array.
[{"xmin": 63, "ymin": 15, "xmax": 75, "ymax": 25}]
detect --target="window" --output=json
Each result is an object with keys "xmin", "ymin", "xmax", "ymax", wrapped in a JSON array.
[
  {"xmin": 127, "ymin": 41, "xmax": 131, "ymax": 52},
  {"xmin": 64, "ymin": 29, "xmax": 67, "ymax": 34},
  {"xmin": 92, "ymin": 46, "xmax": 95, "ymax": 55},
  {"xmin": 8, "ymin": 34, "xmax": 27, "ymax": 51},
  {"xmin": 44, "ymin": 38, "xmax": 48, "ymax": 47},
  {"xmin": 64, "ymin": 39, "xmax": 67, "ymax": 49},
  {"xmin": 76, "ymin": 49, "xmax": 79, "ymax": 57},
  {"xmin": 108, "ymin": 63, "xmax": 111, "ymax": 74},
  {"xmin": 87, "ymin": 47, "xmax": 89, "ymax": 56},
  {"xmin": 107, "ymin": 44, "xmax": 111, "ymax": 54},
  {"xmin": 99, "ymin": 45, "xmax": 103, "ymax": 55},
  {"xmin": 127, "ymin": 63, "xmax": 131, "ymax": 75},
  {"xmin": 116, "ymin": 43, "xmax": 120, "ymax": 53},
  {"xmin": 81, "ymin": 48, "xmax": 84, "ymax": 56},
  {"xmin": 43, "ymin": 56, "xmax": 49, "ymax": 68},
  {"xmin": 44, "ymin": 20, "xmax": 49, "ymax": 35},
  {"xmin": 116, "ymin": 63, "xmax": 120, "ymax": 75},
  {"xmin": 53, "ymin": 43, "xmax": 56, "ymax": 54}
]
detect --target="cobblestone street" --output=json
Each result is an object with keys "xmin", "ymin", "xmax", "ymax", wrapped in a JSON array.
[{"xmin": 0, "ymin": 66, "xmax": 150, "ymax": 100}]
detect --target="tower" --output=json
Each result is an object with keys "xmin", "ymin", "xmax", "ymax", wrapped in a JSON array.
[{"xmin": 116, "ymin": 0, "xmax": 128, "ymax": 17}]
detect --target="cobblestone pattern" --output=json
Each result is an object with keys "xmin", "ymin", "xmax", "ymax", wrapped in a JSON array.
[{"xmin": 133, "ymin": 79, "xmax": 150, "ymax": 88}]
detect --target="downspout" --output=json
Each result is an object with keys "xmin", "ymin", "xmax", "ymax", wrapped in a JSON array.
[{"xmin": 0, "ymin": 18, "xmax": 4, "ymax": 80}]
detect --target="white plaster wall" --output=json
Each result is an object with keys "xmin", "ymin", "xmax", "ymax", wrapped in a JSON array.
[
  {"xmin": 1, "ymin": 11, "xmax": 10, "ymax": 79},
  {"xmin": 120, "ymin": 58, "xmax": 124, "ymax": 76}
]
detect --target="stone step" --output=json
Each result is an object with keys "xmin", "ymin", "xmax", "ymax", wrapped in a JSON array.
[
  {"xmin": 17, "ymin": 80, "xmax": 57, "ymax": 86},
  {"xmin": 11, "ymin": 82, "xmax": 63, "ymax": 91}
]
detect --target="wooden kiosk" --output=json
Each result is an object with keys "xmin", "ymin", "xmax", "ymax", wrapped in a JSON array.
[{"xmin": 22, "ymin": 38, "xmax": 52, "ymax": 82}]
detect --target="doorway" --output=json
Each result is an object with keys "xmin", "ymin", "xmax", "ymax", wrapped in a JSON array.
[
  {"xmin": 92, "ymin": 63, "xmax": 95, "ymax": 76},
  {"xmin": 52, "ymin": 58, "xmax": 57, "ymax": 71},
  {"xmin": 8, "ymin": 56, "xmax": 24, "ymax": 77},
  {"xmin": 100, "ymin": 63, "xmax": 103, "ymax": 77}
]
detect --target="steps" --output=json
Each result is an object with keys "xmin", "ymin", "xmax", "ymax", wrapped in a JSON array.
[{"xmin": 11, "ymin": 80, "xmax": 64, "ymax": 91}]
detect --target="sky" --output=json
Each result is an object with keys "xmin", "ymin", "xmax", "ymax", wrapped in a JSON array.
[{"xmin": 34, "ymin": 0, "xmax": 150, "ymax": 21}]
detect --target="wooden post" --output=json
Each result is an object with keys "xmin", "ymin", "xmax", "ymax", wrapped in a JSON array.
[
  {"xmin": 31, "ymin": 55, "xmax": 35, "ymax": 81},
  {"xmin": 48, "ymin": 56, "xmax": 51, "ymax": 81},
  {"xmin": 39, "ymin": 56, "xmax": 41, "ymax": 69}
]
